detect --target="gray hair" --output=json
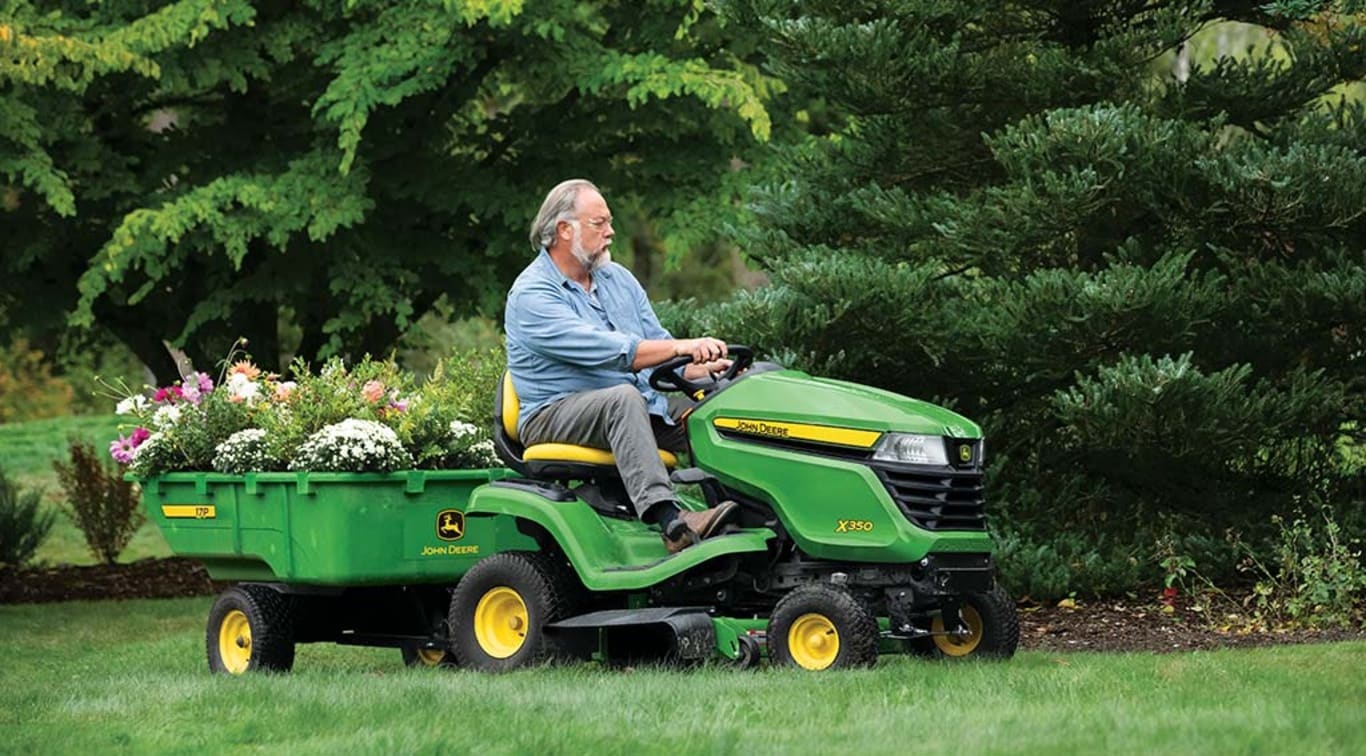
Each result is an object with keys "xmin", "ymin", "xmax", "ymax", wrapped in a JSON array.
[{"xmin": 529, "ymin": 179, "xmax": 598, "ymax": 250}]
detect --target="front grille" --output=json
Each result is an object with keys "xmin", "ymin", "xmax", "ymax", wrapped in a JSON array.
[{"xmin": 871, "ymin": 463, "xmax": 987, "ymax": 531}]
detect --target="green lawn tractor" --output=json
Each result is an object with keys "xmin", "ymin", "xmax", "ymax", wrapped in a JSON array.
[{"xmin": 149, "ymin": 346, "xmax": 1017, "ymax": 673}]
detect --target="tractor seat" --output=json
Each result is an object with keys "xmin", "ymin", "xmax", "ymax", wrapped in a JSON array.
[{"xmin": 493, "ymin": 372, "xmax": 678, "ymax": 480}]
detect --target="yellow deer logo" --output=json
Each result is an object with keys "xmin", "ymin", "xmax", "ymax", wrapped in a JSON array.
[{"xmin": 436, "ymin": 509, "xmax": 465, "ymax": 541}]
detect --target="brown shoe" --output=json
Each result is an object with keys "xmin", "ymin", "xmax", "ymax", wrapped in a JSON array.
[
  {"xmin": 677, "ymin": 500, "xmax": 739, "ymax": 540},
  {"xmin": 662, "ymin": 527, "xmax": 698, "ymax": 555},
  {"xmin": 661, "ymin": 501, "xmax": 740, "ymax": 554}
]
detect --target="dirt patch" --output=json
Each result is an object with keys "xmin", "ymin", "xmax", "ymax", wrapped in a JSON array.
[
  {"xmin": 0, "ymin": 558, "xmax": 225, "ymax": 604},
  {"xmin": 1017, "ymin": 599, "xmax": 1363, "ymax": 653},
  {"xmin": 2, "ymin": 559, "xmax": 1360, "ymax": 653}
]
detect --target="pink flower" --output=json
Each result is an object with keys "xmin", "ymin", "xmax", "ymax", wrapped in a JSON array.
[
  {"xmin": 180, "ymin": 371, "xmax": 214, "ymax": 404},
  {"xmin": 388, "ymin": 399, "xmax": 409, "ymax": 413},
  {"xmin": 109, "ymin": 429, "xmax": 149, "ymax": 464},
  {"xmin": 109, "ymin": 436, "xmax": 135, "ymax": 464},
  {"xmin": 361, "ymin": 380, "xmax": 385, "ymax": 403},
  {"xmin": 154, "ymin": 386, "xmax": 184, "ymax": 404}
]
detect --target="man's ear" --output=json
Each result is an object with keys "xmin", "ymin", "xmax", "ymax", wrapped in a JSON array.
[{"xmin": 557, "ymin": 220, "xmax": 574, "ymax": 242}]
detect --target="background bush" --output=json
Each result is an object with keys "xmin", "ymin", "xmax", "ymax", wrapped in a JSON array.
[
  {"xmin": 678, "ymin": 0, "xmax": 1366, "ymax": 599},
  {"xmin": 53, "ymin": 440, "xmax": 143, "ymax": 565},
  {"xmin": 0, "ymin": 467, "xmax": 56, "ymax": 568}
]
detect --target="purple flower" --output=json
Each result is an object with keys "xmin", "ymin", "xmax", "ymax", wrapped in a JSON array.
[
  {"xmin": 388, "ymin": 399, "xmax": 409, "ymax": 413},
  {"xmin": 130, "ymin": 427, "xmax": 151, "ymax": 447},
  {"xmin": 110, "ymin": 436, "xmax": 136, "ymax": 464}
]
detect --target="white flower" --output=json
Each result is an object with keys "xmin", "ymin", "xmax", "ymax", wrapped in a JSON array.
[
  {"xmin": 227, "ymin": 372, "xmax": 261, "ymax": 403},
  {"xmin": 116, "ymin": 395, "xmax": 151, "ymax": 416},
  {"xmin": 152, "ymin": 404, "xmax": 182, "ymax": 430},
  {"xmin": 213, "ymin": 428, "xmax": 277, "ymax": 474},
  {"xmin": 289, "ymin": 419, "xmax": 411, "ymax": 472}
]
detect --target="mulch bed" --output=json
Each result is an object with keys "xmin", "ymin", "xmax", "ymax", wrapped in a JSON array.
[{"xmin": 2, "ymin": 559, "xmax": 1360, "ymax": 653}]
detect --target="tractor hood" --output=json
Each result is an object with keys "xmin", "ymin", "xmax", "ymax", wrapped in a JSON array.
[{"xmin": 692, "ymin": 370, "xmax": 981, "ymax": 440}]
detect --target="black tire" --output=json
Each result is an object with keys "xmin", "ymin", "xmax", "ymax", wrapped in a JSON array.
[
  {"xmin": 400, "ymin": 643, "xmax": 458, "ymax": 668},
  {"xmin": 768, "ymin": 584, "xmax": 879, "ymax": 670},
  {"xmin": 448, "ymin": 551, "xmax": 579, "ymax": 672},
  {"xmin": 925, "ymin": 585, "xmax": 1020, "ymax": 660},
  {"xmin": 732, "ymin": 634, "xmax": 762, "ymax": 670},
  {"xmin": 206, "ymin": 584, "xmax": 296, "ymax": 674}
]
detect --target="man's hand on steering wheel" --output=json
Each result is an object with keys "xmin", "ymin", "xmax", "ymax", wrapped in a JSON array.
[
  {"xmin": 683, "ymin": 358, "xmax": 732, "ymax": 382},
  {"xmin": 675, "ymin": 336, "xmax": 727, "ymax": 364},
  {"xmin": 648, "ymin": 343, "xmax": 754, "ymax": 398}
]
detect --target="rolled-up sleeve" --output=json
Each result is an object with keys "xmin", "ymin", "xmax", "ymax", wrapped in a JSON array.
[{"xmin": 509, "ymin": 283, "xmax": 641, "ymax": 369}]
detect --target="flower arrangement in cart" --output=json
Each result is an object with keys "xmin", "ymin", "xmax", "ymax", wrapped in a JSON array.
[{"xmin": 106, "ymin": 341, "xmax": 502, "ymax": 476}]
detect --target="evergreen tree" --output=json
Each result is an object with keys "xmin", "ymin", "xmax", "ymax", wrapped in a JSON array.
[
  {"xmin": 677, "ymin": 0, "xmax": 1366, "ymax": 592},
  {"xmin": 0, "ymin": 1, "xmax": 777, "ymax": 379}
]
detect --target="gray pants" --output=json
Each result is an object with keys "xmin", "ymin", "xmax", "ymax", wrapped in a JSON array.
[{"xmin": 520, "ymin": 384, "xmax": 688, "ymax": 521}]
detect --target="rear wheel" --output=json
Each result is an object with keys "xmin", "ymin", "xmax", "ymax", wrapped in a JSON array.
[
  {"xmin": 768, "ymin": 584, "xmax": 879, "ymax": 670},
  {"xmin": 926, "ymin": 585, "xmax": 1019, "ymax": 660},
  {"xmin": 449, "ymin": 552, "xmax": 578, "ymax": 672},
  {"xmin": 206, "ymin": 585, "xmax": 296, "ymax": 675}
]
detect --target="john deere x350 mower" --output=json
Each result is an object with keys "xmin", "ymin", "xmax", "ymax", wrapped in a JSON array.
[{"xmin": 458, "ymin": 345, "xmax": 1019, "ymax": 670}]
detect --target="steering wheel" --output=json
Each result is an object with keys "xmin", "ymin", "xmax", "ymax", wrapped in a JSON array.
[{"xmin": 648, "ymin": 345, "xmax": 754, "ymax": 397}]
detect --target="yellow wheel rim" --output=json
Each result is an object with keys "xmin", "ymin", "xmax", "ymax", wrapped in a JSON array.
[
  {"xmin": 787, "ymin": 613, "xmax": 840, "ymax": 670},
  {"xmin": 473, "ymin": 586, "xmax": 529, "ymax": 659},
  {"xmin": 932, "ymin": 604, "xmax": 984, "ymax": 657},
  {"xmin": 218, "ymin": 609, "xmax": 252, "ymax": 674},
  {"xmin": 415, "ymin": 648, "xmax": 446, "ymax": 666}
]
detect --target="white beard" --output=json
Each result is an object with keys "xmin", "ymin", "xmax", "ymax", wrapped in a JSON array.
[{"xmin": 571, "ymin": 227, "xmax": 611, "ymax": 273}]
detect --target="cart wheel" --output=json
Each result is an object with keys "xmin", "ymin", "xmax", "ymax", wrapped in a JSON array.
[
  {"xmin": 400, "ymin": 643, "xmax": 457, "ymax": 668},
  {"xmin": 768, "ymin": 584, "xmax": 878, "ymax": 670},
  {"xmin": 732, "ymin": 634, "xmax": 762, "ymax": 670},
  {"xmin": 928, "ymin": 585, "xmax": 1020, "ymax": 660},
  {"xmin": 449, "ymin": 551, "xmax": 578, "ymax": 672},
  {"xmin": 206, "ymin": 585, "xmax": 296, "ymax": 675}
]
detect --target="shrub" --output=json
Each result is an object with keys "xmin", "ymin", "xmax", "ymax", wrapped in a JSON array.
[
  {"xmin": 53, "ymin": 439, "xmax": 144, "ymax": 565},
  {"xmin": 0, "ymin": 338, "xmax": 74, "ymax": 422},
  {"xmin": 1242, "ymin": 508, "xmax": 1365, "ymax": 629},
  {"xmin": 0, "ymin": 468, "xmax": 56, "ymax": 568}
]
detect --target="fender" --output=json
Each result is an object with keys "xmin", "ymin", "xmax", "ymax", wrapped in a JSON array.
[{"xmin": 466, "ymin": 483, "xmax": 773, "ymax": 591}]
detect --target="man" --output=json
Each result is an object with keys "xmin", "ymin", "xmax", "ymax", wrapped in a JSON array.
[{"xmin": 505, "ymin": 179, "xmax": 738, "ymax": 553}]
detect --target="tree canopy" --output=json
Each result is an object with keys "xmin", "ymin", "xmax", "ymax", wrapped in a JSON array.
[
  {"xmin": 1, "ymin": 0, "xmax": 777, "ymax": 379},
  {"xmin": 663, "ymin": 0, "xmax": 1366, "ymax": 594}
]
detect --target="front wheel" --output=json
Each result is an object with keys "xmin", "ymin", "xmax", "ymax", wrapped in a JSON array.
[
  {"xmin": 768, "ymin": 584, "xmax": 879, "ymax": 670},
  {"xmin": 206, "ymin": 585, "xmax": 296, "ymax": 675},
  {"xmin": 448, "ymin": 552, "xmax": 578, "ymax": 672},
  {"xmin": 400, "ymin": 643, "xmax": 457, "ymax": 668},
  {"xmin": 927, "ymin": 585, "xmax": 1020, "ymax": 660}
]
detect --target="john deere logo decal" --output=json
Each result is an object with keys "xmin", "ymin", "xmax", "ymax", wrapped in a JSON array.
[
  {"xmin": 436, "ymin": 509, "xmax": 465, "ymax": 541},
  {"xmin": 959, "ymin": 444, "xmax": 973, "ymax": 463}
]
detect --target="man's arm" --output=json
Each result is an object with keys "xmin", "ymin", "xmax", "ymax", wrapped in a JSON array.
[{"xmin": 632, "ymin": 337, "xmax": 728, "ymax": 371}]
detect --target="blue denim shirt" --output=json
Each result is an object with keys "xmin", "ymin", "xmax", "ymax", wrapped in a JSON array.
[{"xmin": 505, "ymin": 250, "xmax": 673, "ymax": 436}]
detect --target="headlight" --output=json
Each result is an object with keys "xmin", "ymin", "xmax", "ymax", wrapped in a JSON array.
[{"xmin": 872, "ymin": 433, "xmax": 948, "ymax": 465}]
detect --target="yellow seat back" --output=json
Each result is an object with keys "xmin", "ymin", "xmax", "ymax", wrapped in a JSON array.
[{"xmin": 501, "ymin": 372, "xmax": 520, "ymax": 443}]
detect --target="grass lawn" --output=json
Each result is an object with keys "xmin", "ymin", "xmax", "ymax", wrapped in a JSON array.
[
  {"xmin": 0, "ymin": 598, "xmax": 1362, "ymax": 755},
  {"xmin": 0, "ymin": 414, "xmax": 169, "ymax": 565}
]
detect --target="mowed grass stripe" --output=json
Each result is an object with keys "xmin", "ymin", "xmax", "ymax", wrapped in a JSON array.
[{"xmin": 1, "ymin": 598, "xmax": 1362, "ymax": 755}]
